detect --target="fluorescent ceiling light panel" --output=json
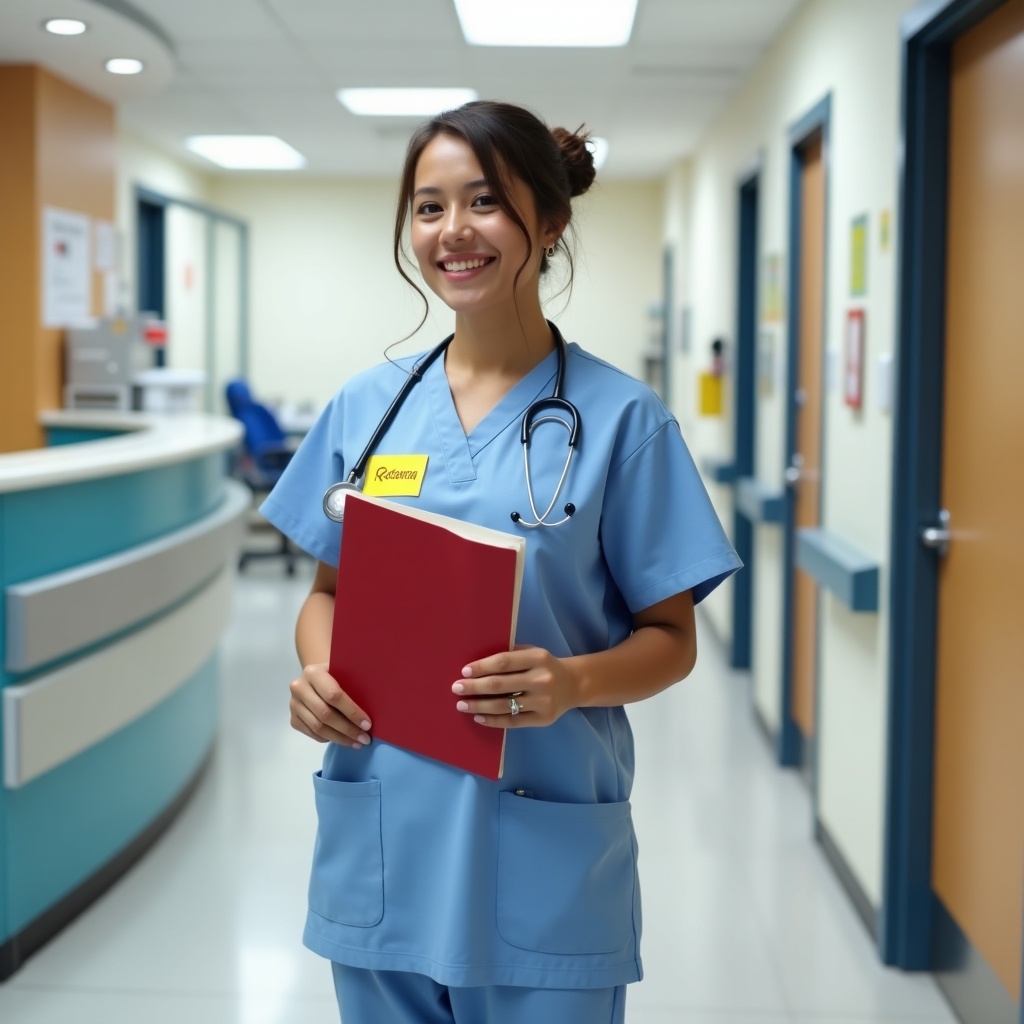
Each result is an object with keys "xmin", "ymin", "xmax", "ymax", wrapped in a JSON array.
[
  {"xmin": 44, "ymin": 18, "xmax": 88, "ymax": 35},
  {"xmin": 338, "ymin": 88, "xmax": 478, "ymax": 116},
  {"xmin": 105, "ymin": 57, "xmax": 144, "ymax": 75},
  {"xmin": 186, "ymin": 136, "xmax": 307, "ymax": 170},
  {"xmin": 454, "ymin": 0, "xmax": 637, "ymax": 46},
  {"xmin": 587, "ymin": 137, "xmax": 609, "ymax": 170}
]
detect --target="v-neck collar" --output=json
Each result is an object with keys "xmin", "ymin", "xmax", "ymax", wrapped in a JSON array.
[{"xmin": 425, "ymin": 343, "xmax": 560, "ymax": 483}]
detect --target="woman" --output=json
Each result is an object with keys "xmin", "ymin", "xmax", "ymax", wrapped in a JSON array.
[{"xmin": 261, "ymin": 100, "xmax": 741, "ymax": 1024}]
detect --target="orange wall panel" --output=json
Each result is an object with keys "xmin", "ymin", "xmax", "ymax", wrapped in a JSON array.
[
  {"xmin": 0, "ymin": 67, "xmax": 42, "ymax": 453},
  {"xmin": 0, "ymin": 66, "xmax": 115, "ymax": 453},
  {"xmin": 36, "ymin": 69, "xmax": 117, "ymax": 417}
]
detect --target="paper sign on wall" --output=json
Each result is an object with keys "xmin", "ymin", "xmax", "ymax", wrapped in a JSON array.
[
  {"xmin": 43, "ymin": 207, "xmax": 92, "ymax": 328},
  {"xmin": 850, "ymin": 214, "xmax": 868, "ymax": 297}
]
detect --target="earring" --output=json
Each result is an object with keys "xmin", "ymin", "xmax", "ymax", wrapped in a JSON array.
[{"xmin": 545, "ymin": 243, "xmax": 556, "ymax": 258}]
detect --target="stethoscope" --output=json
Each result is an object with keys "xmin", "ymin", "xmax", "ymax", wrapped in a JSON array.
[{"xmin": 322, "ymin": 323, "xmax": 580, "ymax": 528}]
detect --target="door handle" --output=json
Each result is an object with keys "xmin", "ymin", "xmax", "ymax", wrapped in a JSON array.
[
  {"xmin": 921, "ymin": 509, "xmax": 951, "ymax": 557},
  {"xmin": 784, "ymin": 453, "xmax": 803, "ymax": 486}
]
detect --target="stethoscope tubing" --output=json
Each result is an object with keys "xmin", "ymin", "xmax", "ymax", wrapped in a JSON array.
[{"xmin": 323, "ymin": 324, "xmax": 579, "ymax": 526}]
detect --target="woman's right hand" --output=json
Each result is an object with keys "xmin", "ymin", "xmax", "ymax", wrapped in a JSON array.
[{"xmin": 289, "ymin": 662, "xmax": 373, "ymax": 749}]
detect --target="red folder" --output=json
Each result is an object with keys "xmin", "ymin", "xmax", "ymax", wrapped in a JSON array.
[{"xmin": 329, "ymin": 491, "xmax": 525, "ymax": 779}]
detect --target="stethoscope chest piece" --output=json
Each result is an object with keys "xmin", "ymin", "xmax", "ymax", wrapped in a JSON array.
[{"xmin": 322, "ymin": 481, "xmax": 363, "ymax": 523}]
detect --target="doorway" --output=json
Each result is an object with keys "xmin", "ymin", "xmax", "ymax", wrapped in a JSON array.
[
  {"xmin": 135, "ymin": 188, "xmax": 249, "ymax": 413},
  {"xmin": 883, "ymin": 2, "xmax": 1024, "ymax": 1021},
  {"xmin": 779, "ymin": 96, "xmax": 830, "ymax": 771}
]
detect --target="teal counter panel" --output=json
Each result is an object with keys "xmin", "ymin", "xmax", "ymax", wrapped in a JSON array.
[
  {"xmin": 44, "ymin": 428, "xmax": 123, "ymax": 446},
  {"xmin": 0, "ymin": 454, "xmax": 226, "ymax": 587},
  {"xmin": 3, "ymin": 654, "xmax": 218, "ymax": 938},
  {"xmin": 0, "ymin": 414, "xmax": 240, "ymax": 979}
]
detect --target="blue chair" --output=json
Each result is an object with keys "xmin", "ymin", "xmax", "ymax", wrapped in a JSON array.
[
  {"xmin": 225, "ymin": 379, "xmax": 253, "ymax": 418},
  {"xmin": 225, "ymin": 379, "xmax": 301, "ymax": 574}
]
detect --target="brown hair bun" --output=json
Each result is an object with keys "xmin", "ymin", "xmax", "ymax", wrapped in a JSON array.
[{"xmin": 551, "ymin": 125, "xmax": 597, "ymax": 198}]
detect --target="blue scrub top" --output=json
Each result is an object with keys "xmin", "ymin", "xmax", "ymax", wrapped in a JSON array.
[{"xmin": 261, "ymin": 338, "xmax": 741, "ymax": 990}]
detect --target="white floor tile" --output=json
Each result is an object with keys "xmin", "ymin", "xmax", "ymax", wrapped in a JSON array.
[{"xmin": 0, "ymin": 565, "xmax": 960, "ymax": 1024}]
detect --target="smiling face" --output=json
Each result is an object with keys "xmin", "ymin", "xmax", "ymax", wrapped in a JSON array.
[{"xmin": 410, "ymin": 133, "xmax": 554, "ymax": 320}]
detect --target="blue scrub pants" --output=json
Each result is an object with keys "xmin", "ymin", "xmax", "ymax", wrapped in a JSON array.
[{"xmin": 331, "ymin": 964, "xmax": 627, "ymax": 1024}]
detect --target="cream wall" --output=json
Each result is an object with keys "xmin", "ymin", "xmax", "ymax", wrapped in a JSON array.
[
  {"xmin": 664, "ymin": 0, "xmax": 917, "ymax": 907},
  {"xmin": 205, "ymin": 176, "xmax": 665, "ymax": 407}
]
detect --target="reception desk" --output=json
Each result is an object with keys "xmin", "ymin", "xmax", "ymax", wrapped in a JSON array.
[{"xmin": 0, "ymin": 411, "xmax": 247, "ymax": 979}]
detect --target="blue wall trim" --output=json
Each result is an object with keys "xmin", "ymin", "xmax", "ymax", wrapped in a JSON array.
[
  {"xmin": 881, "ymin": 0, "xmax": 1012, "ymax": 978},
  {"xmin": 701, "ymin": 458, "xmax": 737, "ymax": 485},
  {"xmin": 796, "ymin": 529, "xmax": 880, "ymax": 612},
  {"xmin": 735, "ymin": 477, "xmax": 786, "ymax": 524},
  {"xmin": 816, "ymin": 817, "xmax": 879, "ymax": 940}
]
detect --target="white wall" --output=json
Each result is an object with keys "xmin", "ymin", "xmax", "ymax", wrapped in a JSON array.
[
  {"xmin": 206, "ymin": 176, "xmax": 665, "ymax": 408},
  {"xmin": 664, "ymin": 0, "xmax": 917, "ymax": 906}
]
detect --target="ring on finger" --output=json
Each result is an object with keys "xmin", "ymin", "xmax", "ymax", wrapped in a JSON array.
[{"xmin": 509, "ymin": 692, "xmax": 524, "ymax": 716}]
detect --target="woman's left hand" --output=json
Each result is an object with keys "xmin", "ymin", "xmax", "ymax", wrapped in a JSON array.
[{"xmin": 452, "ymin": 644, "xmax": 578, "ymax": 728}]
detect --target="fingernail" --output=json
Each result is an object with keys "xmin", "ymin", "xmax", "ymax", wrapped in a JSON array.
[
  {"xmin": 357, "ymin": 733, "xmax": 371, "ymax": 745},
  {"xmin": 474, "ymin": 715, "xmax": 486, "ymax": 724},
  {"xmin": 456, "ymin": 701, "xmax": 469, "ymax": 712},
  {"xmin": 461, "ymin": 666, "xmax": 473, "ymax": 678},
  {"xmin": 452, "ymin": 682, "xmax": 464, "ymax": 694},
  {"xmin": 360, "ymin": 720, "xmax": 371, "ymax": 730}
]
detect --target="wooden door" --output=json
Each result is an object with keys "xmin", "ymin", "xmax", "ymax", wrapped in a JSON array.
[
  {"xmin": 790, "ymin": 133, "xmax": 825, "ymax": 740},
  {"xmin": 931, "ymin": 0, "xmax": 1024, "ymax": 1002}
]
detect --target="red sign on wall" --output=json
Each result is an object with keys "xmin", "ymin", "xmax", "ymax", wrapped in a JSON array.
[{"xmin": 844, "ymin": 309, "xmax": 865, "ymax": 410}]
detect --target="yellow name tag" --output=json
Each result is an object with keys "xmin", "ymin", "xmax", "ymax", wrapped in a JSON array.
[{"xmin": 363, "ymin": 455, "xmax": 429, "ymax": 497}]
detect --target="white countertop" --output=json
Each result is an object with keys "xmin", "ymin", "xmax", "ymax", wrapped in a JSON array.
[{"xmin": 0, "ymin": 411, "xmax": 243, "ymax": 495}]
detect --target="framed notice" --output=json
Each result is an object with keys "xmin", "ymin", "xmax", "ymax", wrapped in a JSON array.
[
  {"xmin": 43, "ymin": 207, "xmax": 91, "ymax": 328},
  {"xmin": 844, "ymin": 309, "xmax": 865, "ymax": 410}
]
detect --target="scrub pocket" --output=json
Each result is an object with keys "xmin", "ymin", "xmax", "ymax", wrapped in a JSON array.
[
  {"xmin": 496, "ymin": 790, "xmax": 636, "ymax": 955},
  {"xmin": 308, "ymin": 772, "xmax": 383, "ymax": 927}
]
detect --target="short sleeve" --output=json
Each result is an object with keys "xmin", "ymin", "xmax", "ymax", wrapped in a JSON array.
[
  {"xmin": 600, "ymin": 421, "xmax": 741, "ymax": 610},
  {"xmin": 258, "ymin": 397, "xmax": 345, "ymax": 565}
]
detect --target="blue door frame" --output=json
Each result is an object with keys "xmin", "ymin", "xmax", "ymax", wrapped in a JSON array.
[
  {"xmin": 730, "ymin": 164, "xmax": 761, "ymax": 670},
  {"xmin": 777, "ymin": 94, "xmax": 831, "ymax": 770},
  {"xmin": 881, "ymin": 6, "xmax": 1023, "ymax": 1017}
]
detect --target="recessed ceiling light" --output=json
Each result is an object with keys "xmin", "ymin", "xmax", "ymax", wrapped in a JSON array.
[
  {"xmin": 338, "ymin": 88, "xmax": 479, "ymax": 117},
  {"xmin": 454, "ymin": 0, "xmax": 637, "ymax": 46},
  {"xmin": 186, "ymin": 135, "xmax": 307, "ymax": 170},
  {"xmin": 44, "ymin": 18, "xmax": 88, "ymax": 36},
  {"xmin": 105, "ymin": 58, "xmax": 144, "ymax": 75},
  {"xmin": 587, "ymin": 137, "xmax": 609, "ymax": 170}
]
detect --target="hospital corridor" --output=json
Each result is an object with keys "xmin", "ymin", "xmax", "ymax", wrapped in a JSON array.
[
  {"xmin": 3, "ymin": 0, "xmax": 1024, "ymax": 1022},
  {"xmin": 0, "ymin": 561, "xmax": 959, "ymax": 1024}
]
